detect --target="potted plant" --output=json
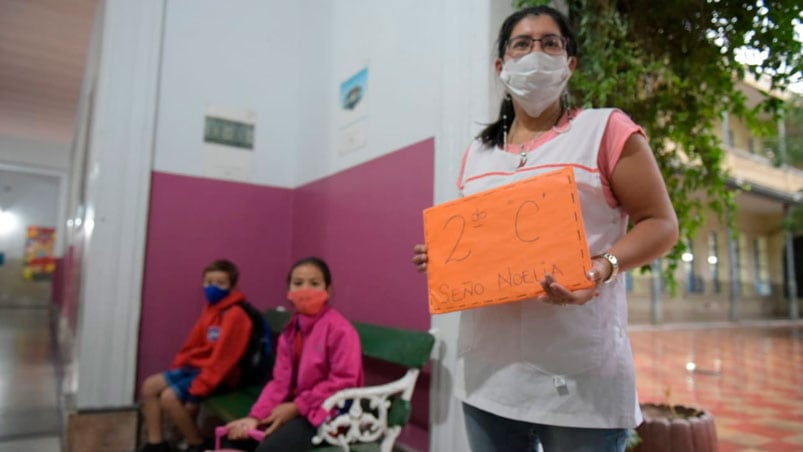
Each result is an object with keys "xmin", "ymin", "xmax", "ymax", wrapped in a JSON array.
[{"xmin": 629, "ymin": 388, "xmax": 718, "ymax": 451}]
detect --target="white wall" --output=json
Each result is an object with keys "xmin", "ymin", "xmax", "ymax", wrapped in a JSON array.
[
  {"xmin": 0, "ymin": 135, "xmax": 71, "ymax": 172},
  {"xmin": 0, "ymin": 169, "xmax": 61, "ymax": 305},
  {"xmin": 73, "ymin": 0, "xmax": 163, "ymax": 409},
  {"xmin": 293, "ymin": 1, "xmax": 334, "ymax": 185},
  {"xmin": 0, "ymin": 140, "xmax": 71, "ymax": 254},
  {"xmin": 152, "ymin": 0, "xmax": 450, "ymax": 188},
  {"xmin": 153, "ymin": 0, "xmax": 302, "ymax": 188},
  {"xmin": 295, "ymin": 1, "xmax": 443, "ymax": 185},
  {"xmin": 0, "ymin": 170, "xmax": 59, "ymax": 259}
]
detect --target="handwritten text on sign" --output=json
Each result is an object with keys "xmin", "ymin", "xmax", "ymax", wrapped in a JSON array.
[{"xmin": 423, "ymin": 167, "xmax": 593, "ymax": 314}]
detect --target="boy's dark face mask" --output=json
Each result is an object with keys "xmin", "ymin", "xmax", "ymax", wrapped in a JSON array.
[{"xmin": 204, "ymin": 285, "xmax": 230, "ymax": 305}]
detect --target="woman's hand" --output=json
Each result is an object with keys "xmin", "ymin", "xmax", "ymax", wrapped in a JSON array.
[
  {"xmin": 262, "ymin": 402, "xmax": 300, "ymax": 436},
  {"xmin": 534, "ymin": 257, "xmax": 610, "ymax": 306},
  {"xmin": 412, "ymin": 244, "xmax": 428, "ymax": 272},
  {"xmin": 225, "ymin": 416, "xmax": 259, "ymax": 440}
]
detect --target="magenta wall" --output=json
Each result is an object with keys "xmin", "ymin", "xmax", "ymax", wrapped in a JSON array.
[
  {"xmin": 137, "ymin": 172, "xmax": 294, "ymax": 387},
  {"xmin": 138, "ymin": 138, "xmax": 435, "ymax": 449},
  {"xmin": 292, "ymin": 138, "xmax": 434, "ymax": 450},
  {"xmin": 291, "ymin": 138, "xmax": 433, "ymax": 330}
]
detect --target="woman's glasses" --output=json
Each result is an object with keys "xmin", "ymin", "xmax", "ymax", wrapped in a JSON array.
[{"xmin": 506, "ymin": 34, "xmax": 567, "ymax": 57}]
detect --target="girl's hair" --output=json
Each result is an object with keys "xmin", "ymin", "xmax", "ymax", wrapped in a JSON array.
[
  {"xmin": 286, "ymin": 256, "xmax": 332, "ymax": 288},
  {"xmin": 203, "ymin": 259, "xmax": 240, "ymax": 287},
  {"xmin": 478, "ymin": 5, "xmax": 578, "ymax": 148}
]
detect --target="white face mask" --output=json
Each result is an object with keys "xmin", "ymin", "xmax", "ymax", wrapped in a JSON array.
[{"xmin": 499, "ymin": 52, "xmax": 571, "ymax": 118}]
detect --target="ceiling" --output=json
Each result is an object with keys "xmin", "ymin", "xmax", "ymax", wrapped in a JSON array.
[{"xmin": 0, "ymin": 0, "xmax": 98, "ymax": 145}]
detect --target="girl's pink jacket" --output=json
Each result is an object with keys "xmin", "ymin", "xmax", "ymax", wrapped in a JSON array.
[{"xmin": 248, "ymin": 305, "xmax": 363, "ymax": 426}]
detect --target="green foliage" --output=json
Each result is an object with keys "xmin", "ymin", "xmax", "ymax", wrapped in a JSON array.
[
  {"xmin": 516, "ymin": 0, "xmax": 802, "ymax": 286},
  {"xmin": 626, "ymin": 429, "xmax": 642, "ymax": 450}
]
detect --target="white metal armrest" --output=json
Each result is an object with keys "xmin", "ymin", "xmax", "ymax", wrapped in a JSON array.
[
  {"xmin": 312, "ymin": 368, "xmax": 419, "ymax": 452},
  {"xmin": 311, "ymin": 327, "xmax": 438, "ymax": 452}
]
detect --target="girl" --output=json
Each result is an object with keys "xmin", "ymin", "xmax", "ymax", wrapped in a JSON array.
[{"xmin": 222, "ymin": 257, "xmax": 363, "ymax": 452}]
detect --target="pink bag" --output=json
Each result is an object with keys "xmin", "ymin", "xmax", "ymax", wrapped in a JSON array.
[{"xmin": 213, "ymin": 425, "xmax": 266, "ymax": 451}]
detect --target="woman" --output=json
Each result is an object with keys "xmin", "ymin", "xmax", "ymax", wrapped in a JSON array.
[{"xmin": 412, "ymin": 6, "xmax": 677, "ymax": 452}]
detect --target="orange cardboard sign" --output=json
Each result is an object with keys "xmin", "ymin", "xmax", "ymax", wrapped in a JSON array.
[{"xmin": 423, "ymin": 167, "xmax": 593, "ymax": 314}]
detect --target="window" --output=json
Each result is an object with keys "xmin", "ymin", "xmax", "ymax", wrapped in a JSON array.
[
  {"xmin": 708, "ymin": 232, "xmax": 720, "ymax": 294},
  {"xmin": 732, "ymin": 233, "xmax": 743, "ymax": 298},
  {"xmin": 683, "ymin": 239, "xmax": 704, "ymax": 293},
  {"xmin": 754, "ymin": 237, "xmax": 771, "ymax": 296}
]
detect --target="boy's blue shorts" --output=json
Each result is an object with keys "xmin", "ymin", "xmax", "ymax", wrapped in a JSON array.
[{"xmin": 163, "ymin": 367, "xmax": 202, "ymax": 404}]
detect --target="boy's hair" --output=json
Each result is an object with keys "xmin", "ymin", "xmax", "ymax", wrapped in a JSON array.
[{"xmin": 203, "ymin": 259, "xmax": 240, "ymax": 287}]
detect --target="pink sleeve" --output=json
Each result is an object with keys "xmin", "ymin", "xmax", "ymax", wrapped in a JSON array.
[
  {"xmin": 598, "ymin": 109, "xmax": 646, "ymax": 207},
  {"xmin": 294, "ymin": 319, "xmax": 364, "ymax": 426},
  {"xmin": 248, "ymin": 328, "xmax": 294, "ymax": 420}
]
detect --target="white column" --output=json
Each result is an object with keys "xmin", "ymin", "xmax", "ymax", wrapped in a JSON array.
[
  {"xmin": 785, "ymin": 204, "xmax": 799, "ymax": 319},
  {"xmin": 430, "ymin": 1, "xmax": 514, "ymax": 450},
  {"xmin": 726, "ymin": 207, "xmax": 740, "ymax": 321},
  {"xmin": 74, "ymin": 0, "xmax": 165, "ymax": 408},
  {"xmin": 778, "ymin": 114, "xmax": 788, "ymax": 165},
  {"xmin": 650, "ymin": 259, "xmax": 662, "ymax": 324}
]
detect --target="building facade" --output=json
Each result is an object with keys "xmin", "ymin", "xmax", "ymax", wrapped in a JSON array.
[{"xmin": 628, "ymin": 81, "xmax": 803, "ymax": 324}]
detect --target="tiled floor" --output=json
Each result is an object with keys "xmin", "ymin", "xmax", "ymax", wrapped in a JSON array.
[
  {"xmin": 1, "ymin": 300, "xmax": 802, "ymax": 451},
  {"xmin": 631, "ymin": 321, "xmax": 803, "ymax": 451},
  {"xmin": 0, "ymin": 306, "xmax": 62, "ymax": 452}
]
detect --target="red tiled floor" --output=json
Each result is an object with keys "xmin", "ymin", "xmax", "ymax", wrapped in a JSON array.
[{"xmin": 631, "ymin": 321, "xmax": 803, "ymax": 451}]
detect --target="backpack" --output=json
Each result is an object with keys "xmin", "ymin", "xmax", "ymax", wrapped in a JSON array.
[{"xmin": 229, "ymin": 301, "xmax": 273, "ymax": 386}]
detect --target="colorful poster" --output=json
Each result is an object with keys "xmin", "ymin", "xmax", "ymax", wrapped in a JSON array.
[
  {"xmin": 23, "ymin": 226, "xmax": 56, "ymax": 281},
  {"xmin": 423, "ymin": 167, "xmax": 594, "ymax": 314}
]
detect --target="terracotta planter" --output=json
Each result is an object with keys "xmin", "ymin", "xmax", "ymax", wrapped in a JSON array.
[{"xmin": 633, "ymin": 403, "xmax": 718, "ymax": 452}]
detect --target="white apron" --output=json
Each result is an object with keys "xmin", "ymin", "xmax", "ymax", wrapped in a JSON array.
[{"xmin": 453, "ymin": 109, "xmax": 642, "ymax": 428}]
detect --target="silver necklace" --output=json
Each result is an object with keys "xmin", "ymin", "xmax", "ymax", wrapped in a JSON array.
[{"xmin": 509, "ymin": 108, "xmax": 571, "ymax": 168}]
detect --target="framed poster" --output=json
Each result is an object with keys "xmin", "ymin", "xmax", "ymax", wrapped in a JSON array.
[
  {"xmin": 337, "ymin": 66, "xmax": 369, "ymax": 155},
  {"xmin": 23, "ymin": 226, "xmax": 56, "ymax": 281},
  {"xmin": 203, "ymin": 105, "xmax": 256, "ymax": 182}
]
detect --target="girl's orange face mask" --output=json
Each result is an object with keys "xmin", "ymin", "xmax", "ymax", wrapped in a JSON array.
[{"xmin": 287, "ymin": 288, "xmax": 329, "ymax": 316}]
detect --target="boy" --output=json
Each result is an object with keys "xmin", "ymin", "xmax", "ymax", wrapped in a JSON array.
[{"xmin": 139, "ymin": 259, "xmax": 253, "ymax": 452}]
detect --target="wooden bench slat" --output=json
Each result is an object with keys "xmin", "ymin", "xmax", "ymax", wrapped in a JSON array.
[
  {"xmin": 205, "ymin": 390, "xmax": 259, "ymax": 420},
  {"xmin": 354, "ymin": 322, "xmax": 434, "ymax": 369}
]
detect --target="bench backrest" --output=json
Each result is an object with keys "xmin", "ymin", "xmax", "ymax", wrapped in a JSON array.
[{"xmin": 263, "ymin": 308, "xmax": 435, "ymax": 370}]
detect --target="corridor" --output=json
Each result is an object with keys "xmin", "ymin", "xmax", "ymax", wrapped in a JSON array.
[{"xmin": 0, "ymin": 305, "xmax": 62, "ymax": 452}]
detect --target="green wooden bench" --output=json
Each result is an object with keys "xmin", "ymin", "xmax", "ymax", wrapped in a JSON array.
[{"xmin": 204, "ymin": 308, "xmax": 437, "ymax": 452}]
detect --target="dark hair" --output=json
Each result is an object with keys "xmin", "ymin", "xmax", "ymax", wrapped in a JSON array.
[
  {"xmin": 478, "ymin": 6, "xmax": 578, "ymax": 148},
  {"xmin": 286, "ymin": 256, "xmax": 332, "ymax": 289},
  {"xmin": 203, "ymin": 259, "xmax": 240, "ymax": 287}
]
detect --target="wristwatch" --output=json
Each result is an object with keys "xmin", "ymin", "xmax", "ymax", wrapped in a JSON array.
[{"xmin": 600, "ymin": 252, "xmax": 619, "ymax": 283}]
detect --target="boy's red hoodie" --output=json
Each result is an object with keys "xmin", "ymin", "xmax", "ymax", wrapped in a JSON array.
[{"xmin": 170, "ymin": 290, "xmax": 252, "ymax": 398}]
